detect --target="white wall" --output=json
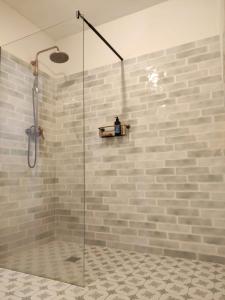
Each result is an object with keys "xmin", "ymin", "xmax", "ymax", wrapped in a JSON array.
[
  {"xmin": 57, "ymin": 0, "xmax": 221, "ymax": 74},
  {"xmin": 0, "ymin": 0, "xmax": 222, "ymax": 75},
  {"xmin": 0, "ymin": 0, "xmax": 55, "ymax": 74},
  {"xmin": 0, "ymin": 0, "xmax": 37, "ymax": 46}
]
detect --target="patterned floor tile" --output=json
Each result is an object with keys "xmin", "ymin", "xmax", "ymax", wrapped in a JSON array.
[
  {"xmin": 144, "ymin": 279, "xmax": 166, "ymax": 291},
  {"xmin": 93, "ymin": 279, "xmax": 119, "ymax": 293},
  {"xmin": 215, "ymin": 281, "xmax": 225, "ymax": 292},
  {"xmin": 160, "ymin": 293, "xmax": 187, "ymax": 300},
  {"xmin": 104, "ymin": 273, "xmax": 127, "ymax": 283},
  {"xmin": 0, "ymin": 242, "xmax": 224, "ymax": 299},
  {"xmin": 0, "ymin": 241, "xmax": 84, "ymax": 286},
  {"xmin": 125, "ymin": 275, "xmax": 145, "ymax": 287},
  {"xmin": 136, "ymin": 288, "xmax": 161, "ymax": 300},
  {"xmin": 192, "ymin": 277, "xmax": 214, "ymax": 290},
  {"xmin": 188, "ymin": 286, "xmax": 214, "ymax": 300},
  {"xmin": 116, "ymin": 283, "xmax": 138, "ymax": 296},
  {"xmin": 213, "ymin": 292, "xmax": 225, "ymax": 300},
  {"xmin": 63, "ymin": 284, "xmax": 86, "ymax": 298},
  {"xmin": 28, "ymin": 289, "xmax": 59, "ymax": 300},
  {"xmin": 0, "ymin": 296, "xmax": 20, "ymax": 300},
  {"xmin": 14, "ymin": 285, "xmax": 39, "ymax": 298},
  {"xmin": 216, "ymin": 272, "xmax": 225, "ymax": 282},
  {"xmin": 165, "ymin": 282, "xmax": 188, "ymax": 296},
  {"xmin": 83, "ymin": 288, "xmax": 108, "ymax": 300},
  {"xmin": 106, "ymin": 294, "xmax": 130, "ymax": 300}
]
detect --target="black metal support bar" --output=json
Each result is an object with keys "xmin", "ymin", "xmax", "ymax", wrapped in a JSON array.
[{"xmin": 76, "ymin": 10, "xmax": 123, "ymax": 61}]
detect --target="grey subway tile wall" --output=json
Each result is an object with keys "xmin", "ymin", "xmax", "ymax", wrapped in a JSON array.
[
  {"xmin": 0, "ymin": 50, "xmax": 57, "ymax": 257},
  {"xmin": 77, "ymin": 35, "xmax": 224, "ymax": 263},
  {"xmin": 1, "ymin": 34, "xmax": 225, "ymax": 266}
]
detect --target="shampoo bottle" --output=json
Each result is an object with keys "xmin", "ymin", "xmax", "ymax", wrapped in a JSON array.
[{"xmin": 114, "ymin": 116, "xmax": 121, "ymax": 136}]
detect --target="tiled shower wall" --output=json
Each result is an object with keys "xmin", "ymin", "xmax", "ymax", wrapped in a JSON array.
[
  {"xmin": 1, "ymin": 35, "xmax": 225, "ymax": 264},
  {"xmin": 55, "ymin": 35, "xmax": 225, "ymax": 263},
  {"xmin": 0, "ymin": 51, "xmax": 57, "ymax": 257}
]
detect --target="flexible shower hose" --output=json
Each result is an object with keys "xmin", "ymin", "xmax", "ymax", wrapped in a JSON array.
[{"xmin": 27, "ymin": 76, "xmax": 38, "ymax": 168}]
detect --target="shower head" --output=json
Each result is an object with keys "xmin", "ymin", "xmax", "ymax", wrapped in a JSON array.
[
  {"xmin": 31, "ymin": 46, "xmax": 69, "ymax": 76},
  {"xmin": 49, "ymin": 51, "xmax": 69, "ymax": 63}
]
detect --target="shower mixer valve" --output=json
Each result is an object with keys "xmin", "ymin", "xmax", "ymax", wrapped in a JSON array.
[{"xmin": 25, "ymin": 126, "xmax": 45, "ymax": 140}]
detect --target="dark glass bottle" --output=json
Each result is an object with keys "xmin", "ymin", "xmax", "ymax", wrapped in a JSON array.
[{"xmin": 114, "ymin": 116, "xmax": 121, "ymax": 136}]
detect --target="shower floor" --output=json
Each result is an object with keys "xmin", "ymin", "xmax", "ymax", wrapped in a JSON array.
[
  {"xmin": 0, "ymin": 241, "xmax": 224, "ymax": 299},
  {"xmin": 0, "ymin": 241, "xmax": 84, "ymax": 285}
]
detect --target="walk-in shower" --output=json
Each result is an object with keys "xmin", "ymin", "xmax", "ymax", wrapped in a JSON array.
[
  {"xmin": 0, "ymin": 10, "xmax": 124, "ymax": 287},
  {"xmin": 26, "ymin": 46, "xmax": 69, "ymax": 168},
  {"xmin": 1, "ymin": 2, "xmax": 225, "ymax": 297}
]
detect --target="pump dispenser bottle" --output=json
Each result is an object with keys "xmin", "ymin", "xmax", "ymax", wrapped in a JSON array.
[{"xmin": 114, "ymin": 116, "xmax": 121, "ymax": 136}]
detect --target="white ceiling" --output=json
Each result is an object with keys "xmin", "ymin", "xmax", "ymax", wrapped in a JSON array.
[{"xmin": 3, "ymin": 0, "xmax": 168, "ymax": 40}]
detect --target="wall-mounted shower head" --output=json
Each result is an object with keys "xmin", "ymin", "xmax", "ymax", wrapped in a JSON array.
[
  {"xmin": 31, "ymin": 46, "xmax": 69, "ymax": 76},
  {"xmin": 49, "ymin": 51, "xmax": 69, "ymax": 63}
]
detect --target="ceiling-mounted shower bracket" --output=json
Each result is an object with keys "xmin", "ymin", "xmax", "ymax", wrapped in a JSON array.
[
  {"xmin": 76, "ymin": 10, "xmax": 82, "ymax": 19},
  {"xmin": 76, "ymin": 10, "xmax": 124, "ymax": 61}
]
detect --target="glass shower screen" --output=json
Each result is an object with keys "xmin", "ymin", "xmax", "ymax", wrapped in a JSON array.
[{"xmin": 0, "ymin": 16, "xmax": 85, "ymax": 286}]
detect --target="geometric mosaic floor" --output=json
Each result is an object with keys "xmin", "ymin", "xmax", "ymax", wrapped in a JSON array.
[
  {"xmin": 0, "ymin": 241, "xmax": 224, "ymax": 299},
  {"xmin": 0, "ymin": 241, "xmax": 84, "ymax": 286}
]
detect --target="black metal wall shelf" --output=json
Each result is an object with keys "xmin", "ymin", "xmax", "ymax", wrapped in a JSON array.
[{"xmin": 99, "ymin": 124, "xmax": 130, "ymax": 138}]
